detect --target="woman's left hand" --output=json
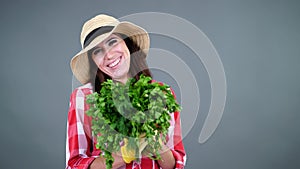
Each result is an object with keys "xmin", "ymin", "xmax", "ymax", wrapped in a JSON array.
[{"xmin": 141, "ymin": 134, "xmax": 176, "ymax": 169}]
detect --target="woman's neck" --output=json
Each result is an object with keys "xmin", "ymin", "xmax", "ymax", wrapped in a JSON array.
[{"xmin": 113, "ymin": 74, "xmax": 131, "ymax": 84}]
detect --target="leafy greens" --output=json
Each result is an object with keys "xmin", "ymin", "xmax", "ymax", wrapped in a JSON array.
[{"xmin": 86, "ymin": 74, "xmax": 181, "ymax": 169}]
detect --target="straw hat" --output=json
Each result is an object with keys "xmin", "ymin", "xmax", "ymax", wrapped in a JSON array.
[{"xmin": 70, "ymin": 14, "xmax": 150, "ymax": 84}]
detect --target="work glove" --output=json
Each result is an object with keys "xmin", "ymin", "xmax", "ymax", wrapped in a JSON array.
[{"xmin": 121, "ymin": 135, "xmax": 148, "ymax": 163}]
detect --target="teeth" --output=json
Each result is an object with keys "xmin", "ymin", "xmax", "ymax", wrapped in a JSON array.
[{"xmin": 108, "ymin": 58, "xmax": 120, "ymax": 68}]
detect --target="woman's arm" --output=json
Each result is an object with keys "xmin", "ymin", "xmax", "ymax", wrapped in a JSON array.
[
  {"xmin": 146, "ymin": 86, "xmax": 187, "ymax": 169},
  {"xmin": 141, "ymin": 111, "xmax": 186, "ymax": 169},
  {"xmin": 156, "ymin": 112, "xmax": 186, "ymax": 169},
  {"xmin": 66, "ymin": 87, "xmax": 96, "ymax": 169},
  {"xmin": 165, "ymin": 111, "xmax": 187, "ymax": 169},
  {"xmin": 66, "ymin": 86, "xmax": 127, "ymax": 169},
  {"xmin": 163, "ymin": 88, "xmax": 187, "ymax": 169}
]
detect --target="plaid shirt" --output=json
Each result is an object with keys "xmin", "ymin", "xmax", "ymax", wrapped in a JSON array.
[{"xmin": 66, "ymin": 82, "xmax": 186, "ymax": 169}]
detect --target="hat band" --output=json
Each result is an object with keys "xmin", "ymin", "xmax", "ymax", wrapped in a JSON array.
[{"xmin": 83, "ymin": 26, "xmax": 114, "ymax": 48}]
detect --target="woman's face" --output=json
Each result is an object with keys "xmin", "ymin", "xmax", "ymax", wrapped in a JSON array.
[{"xmin": 91, "ymin": 34, "xmax": 131, "ymax": 83}]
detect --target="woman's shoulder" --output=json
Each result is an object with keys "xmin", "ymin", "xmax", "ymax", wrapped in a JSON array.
[
  {"xmin": 151, "ymin": 79, "xmax": 177, "ymax": 98},
  {"xmin": 151, "ymin": 79, "xmax": 172, "ymax": 89},
  {"xmin": 151, "ymin": 79, "xmax": 166, "ymax": 86},
  {"xmin": 71, "ymin": 82, "xmax": 94, "ymax": 97},
  {"xmin": 76, "ymin": 82, "xmax": 93, "ymax": 90}
]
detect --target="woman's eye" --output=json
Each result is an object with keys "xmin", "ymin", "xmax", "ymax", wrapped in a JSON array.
[
  {"xmin": 92, "ymin": 48, "xmax": 103, "ymax": 55},
  {"xmin": 108, "ymin": 39, "xmax": 118, "ymax": 46}
]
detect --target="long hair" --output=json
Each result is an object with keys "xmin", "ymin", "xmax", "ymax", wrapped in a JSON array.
[{"xmin": 88, "ymin": 33, "xmax": 152, "ymax": 93}]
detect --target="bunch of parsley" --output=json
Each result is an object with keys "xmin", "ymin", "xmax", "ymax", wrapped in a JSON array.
[{"xmin": 86, "ymin": 75, "xmax": 181, "ymax": 169}]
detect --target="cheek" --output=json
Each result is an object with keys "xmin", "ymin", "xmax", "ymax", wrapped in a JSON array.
[
  {"xmin": 92, "ymin": 57, "xmax": 107, "ymax": 72},
  {"xmin": 92, "ymin": 56, "xmax": 102, "ymax": 66},
  {"xmin": 123, "ymin": 46, "xmax": 130, "ymax": 59}
]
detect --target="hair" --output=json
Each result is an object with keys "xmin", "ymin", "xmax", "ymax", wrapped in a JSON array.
[{"xmin": 87, "ymin": 33, "xmax": 152, "ymax": 93}]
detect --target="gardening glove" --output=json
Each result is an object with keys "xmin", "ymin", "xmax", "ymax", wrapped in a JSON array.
[
  {"xmin": 120, "ymin": 138, "xmax": 136, "ymax": 163},
  {"xmin": 121, "ymin": 136, "xmax": 148, "ymax": 163}
]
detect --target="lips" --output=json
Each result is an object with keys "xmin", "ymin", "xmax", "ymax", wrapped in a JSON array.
[{"xmin": 108, "ymin": 56, "xmax": 121, "ymax": 68}]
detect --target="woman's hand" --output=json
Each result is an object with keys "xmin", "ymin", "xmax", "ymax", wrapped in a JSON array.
[
  {"xmin": 142, "ymin": 143, "xmax": 175, "ymax": 169},
  {"xmin": 141, "ymin": 133, "xmax": 176, "ymax": 169}
]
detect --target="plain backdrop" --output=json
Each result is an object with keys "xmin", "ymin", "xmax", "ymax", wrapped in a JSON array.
[{"xmin": 0, "ymin": 0, "xmax": 299, "ymax": 168}]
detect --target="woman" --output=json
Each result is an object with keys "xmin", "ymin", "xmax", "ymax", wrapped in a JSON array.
[{"xmin": 66, "ymin": 14, "xmax": 186, "ymax": 169}]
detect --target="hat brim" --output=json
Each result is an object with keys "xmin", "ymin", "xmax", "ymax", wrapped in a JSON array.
[{"xmin": 70, "ymin": 21, "xmax": 150, "ymax": 85}]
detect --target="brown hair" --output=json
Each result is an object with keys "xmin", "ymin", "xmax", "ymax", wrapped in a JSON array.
[{"xmin": 88, "ymin": 33, "xmax": 152, "ymax": 93}]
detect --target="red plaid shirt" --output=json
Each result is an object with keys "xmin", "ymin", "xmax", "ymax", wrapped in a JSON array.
[{"xmin": 66, "ymin": 83, "xmax": 186, "ymax": 169}]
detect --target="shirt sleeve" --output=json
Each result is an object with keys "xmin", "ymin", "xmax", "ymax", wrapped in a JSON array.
[
  {"xmin": 66, "ymin": 87, "xmax": 100, "ymax": 169},
  {"xmin": 169, "ymin": 111, "xmax": 186, "ymax": 169},
  {"xmin": 168, "ymin": 88, "xmax": 187, "ymax": 169}
]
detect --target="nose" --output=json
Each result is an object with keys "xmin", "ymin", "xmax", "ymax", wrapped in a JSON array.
[
  {"xmin": 104, "ymin": 48, "xmax": 115, "ymax": 60},
  {"xmin": 103, "ymin": 41, "xmax": 119, "ymax": 59}
]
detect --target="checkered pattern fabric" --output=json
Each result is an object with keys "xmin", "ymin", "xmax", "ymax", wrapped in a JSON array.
[{"xmin": 66, "ymin": 82, "xmax": 186, "ymax": 169}]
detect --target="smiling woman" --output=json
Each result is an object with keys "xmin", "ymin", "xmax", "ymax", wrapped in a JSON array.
[
  {"xmin": 90, "ymin": 34, "xmax": 131, "ymax": 84},
  {"xmin": 66, "ymin": 14, "xmax": 186, "ymax": 169}
]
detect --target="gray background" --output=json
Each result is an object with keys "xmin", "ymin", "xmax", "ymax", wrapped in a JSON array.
[{"xmin": 0, "ymin": 0, "xmax": 299, "ymax": 168}]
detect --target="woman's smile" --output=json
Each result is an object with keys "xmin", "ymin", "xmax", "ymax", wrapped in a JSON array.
[{"xmin": 107, "ymin": 56, "xmax": 122, "ymax": 68}]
